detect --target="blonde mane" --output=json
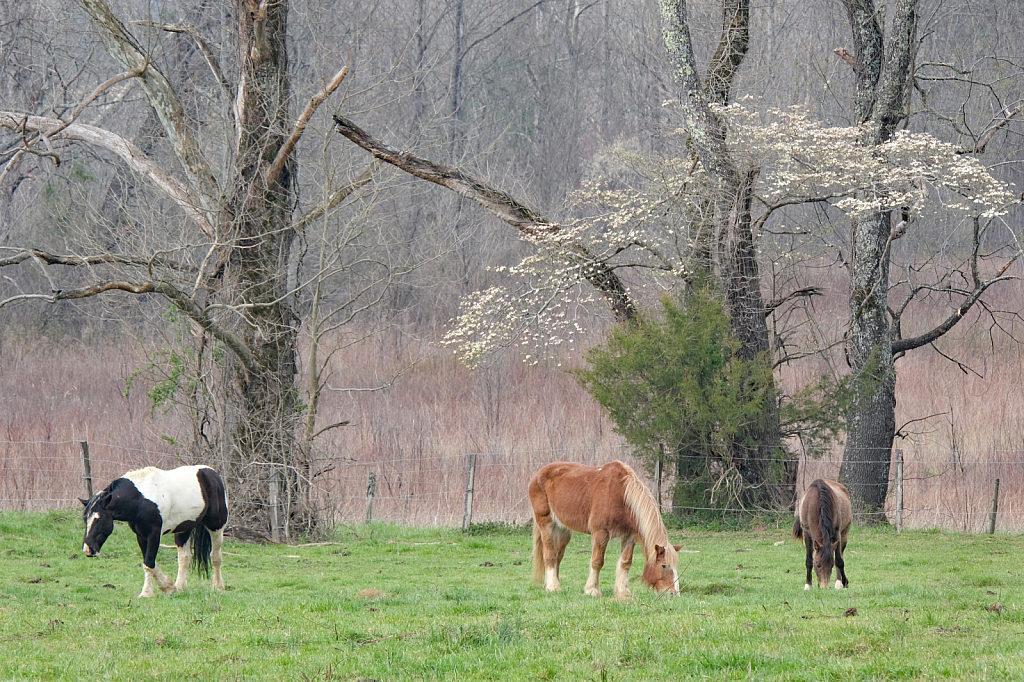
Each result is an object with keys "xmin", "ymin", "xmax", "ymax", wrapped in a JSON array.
[
  {"xmin": 123, "ymin": 466, "xmax": 161, "ymax": 481},
  {"xmin": 620, "ymin": 463, "xmax": 674, "ymax": 562}
]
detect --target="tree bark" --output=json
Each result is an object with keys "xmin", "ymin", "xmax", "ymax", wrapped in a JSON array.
[
  {"xmin": 217, "ymin": 0, "xmax": 301, "ymax": 527},
  {"xmin": 838, "ymin": 0, "xmax": 919, "ymax": 520},
  {"xmin": 659, "ymin": 0, "xmax": 787, "ymax": 508}
]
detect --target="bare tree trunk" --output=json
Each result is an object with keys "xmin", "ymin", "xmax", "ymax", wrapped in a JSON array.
[
  {"xmin": 838, "ymin": 0, "xmax": 918, "ymax": 520},
  {"xmin": 660, "ymin": 0, "xmax": 787, "ymax": 508},
  {"xmin": 841, "ymin": 210, "xmax": 898, "ymax": 519},
  {"xmin": 219, "ymin": 0, "xmax": 300, "ymax": 528}
]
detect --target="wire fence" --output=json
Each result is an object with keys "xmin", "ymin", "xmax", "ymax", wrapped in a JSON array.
[{"xmin": 2, "ymin": 439, "xmax": 1022, "ymax": 534}]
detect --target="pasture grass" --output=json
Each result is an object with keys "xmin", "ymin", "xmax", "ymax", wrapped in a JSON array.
[{"xmin": 2, "ymin": 510, "xmax": 1024, "ymax": 681}]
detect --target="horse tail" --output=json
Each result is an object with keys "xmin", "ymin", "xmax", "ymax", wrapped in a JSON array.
[
  {"xmin": 531, "ymin": 521, "xmax": 545, "ymax": 585},
  {"xmin": 815, "ymin": 480, "xmax": 835, "ymax": 566},
  {"xmin": 190, "ymin": 524, "xmax": 213, "ymax": 578},
  {"xmin": 792, "ymin": 516, "xmax": 803, "ymax": 541}
]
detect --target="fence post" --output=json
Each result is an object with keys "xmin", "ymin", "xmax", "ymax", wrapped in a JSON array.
[
  {"xmin": 270, "ymin": 473, "xmax": 281, "ymax": 544},
  {"xmin": 894, "ymin": 448, "xmax": 903, "ymax": 533},
  {"xmin": 365, "ymin": 471, "xmax": 377, "ymax": 524},
  {"xmin": 988, "ymin": 478, "xmax": 1000, "ymax": 535},
  {"xmin": 80, "ymin": 441, "xmax": 93, "ymax": 499},
  {"xmin": 654, "ymin": 455, "xmax": 663, "ymax": 514},
  {"xmin": 462, "ymin": 454, "xmax": 477, "ymax": 531}
]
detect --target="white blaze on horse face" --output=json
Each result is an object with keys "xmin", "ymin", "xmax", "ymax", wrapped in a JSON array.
[
  {"xmin": 83, "ymin": 512, "xmax": 101, "ymax": 555},
  {"xmin": 85, "ymin": 511, "xmax": 99, "ymax": 536},
  {"xmin": 672, "ymin": 568, "xmax": 679, "ymax": 593}
]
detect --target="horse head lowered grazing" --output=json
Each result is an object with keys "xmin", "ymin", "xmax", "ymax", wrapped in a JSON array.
[
  {"xmin": 81, "ymin": 465, "xmax": 228, "ymax": 598},
  {"xmin": 529, "ymin": 460, "xmax": 683, "ymax": 599},
  {"xmin": 792, "ymin": 478, "xmax": 852, "ymax": 590}
]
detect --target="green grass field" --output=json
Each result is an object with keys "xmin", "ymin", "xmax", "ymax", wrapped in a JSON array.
[{"xmin": 1, "ymin": 510, "xmax": 1023, "ymax": 681}]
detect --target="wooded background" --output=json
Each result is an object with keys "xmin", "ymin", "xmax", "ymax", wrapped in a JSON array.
[{"xmin": 1, "ymin": 0, "xmax": 1022, "ymax": 535}]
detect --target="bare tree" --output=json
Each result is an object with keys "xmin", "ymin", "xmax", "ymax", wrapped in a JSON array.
[
  {"xmin": 835, "ymin": 0, "xmax": 1023, "ymax": 518},
  {"xmin": 0, "ymin": 0, "xmax": 390, "ymax": 534}
]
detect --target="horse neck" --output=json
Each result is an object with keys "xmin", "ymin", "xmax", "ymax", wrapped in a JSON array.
[
  {"xmin": 816, "ymin": 482, "xmax": 835, "ymax": 534},
  {"xmin": 621, "ymin": 471, "xmax": 669, "ymax": 557}
]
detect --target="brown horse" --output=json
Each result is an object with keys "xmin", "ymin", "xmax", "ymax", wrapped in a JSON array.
[
  {"xmin": 792, "ymin": 478, "xmax": 852, "ymax": 590},
  {"xmin": 529, "ymin": 460, "xmax": 682, "ymax": 599}
]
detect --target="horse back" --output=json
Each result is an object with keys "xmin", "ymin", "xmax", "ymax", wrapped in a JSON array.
[
  {"xmin": 529, "ymin": 461, "xmax": 635, "ymax": 537},
  {"xmin": 821, "ymin": 479, "xmax": 852, "ymax": 534},
  {"xmin": 126, "ymin": 465, "xmax": 224, "ymax": 534},
  {"xmin": 798, "ymin": 479, "xmax": 851, "ymax": 536}
]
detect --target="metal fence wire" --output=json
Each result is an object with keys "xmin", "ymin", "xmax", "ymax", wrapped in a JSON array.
[{"xmin": 1, "ymin": 439, "xmax": 1022, "ymax": 534}]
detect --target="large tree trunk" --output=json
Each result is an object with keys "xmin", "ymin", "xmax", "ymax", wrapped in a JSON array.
[
  {"xmin": 219, "ymin": 0, "xmax": 300, "ymax": 532},
  {"xmin": 841, "ymin": 211, "xmax": 898, "ymax": 518},
  {"xmin": 838, "ymin": 0, "xmax": 918, "ymax": 520},
  {"xmin": 660, "ymin": 0, "xmax": 788, "ymax": 508}
]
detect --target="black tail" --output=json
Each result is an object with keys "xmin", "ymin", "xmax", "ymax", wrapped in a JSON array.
[
  {"xmin": 190, "ymin": 524, "xmax": 213, "ymax": 578},
  {"xmin": 814, "ymin": 480, "xmax": 835, "ymax": 566}
]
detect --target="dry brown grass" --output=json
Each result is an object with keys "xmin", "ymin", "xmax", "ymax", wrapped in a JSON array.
[{"xmin": 2, "ymin": 275, "xmax": 1023, "ymax": 531}]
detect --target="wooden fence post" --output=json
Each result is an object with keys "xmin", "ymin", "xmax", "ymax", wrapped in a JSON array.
[
  {"xmin": 894, "ymin": 448, "xmax": 903, "ymax": 533},
  {"xmin": 365, "ymin": 471, "xmax": 377, "ymax": 524},
  {"xmin": 988, "ymin": 478, "xmax": 1000, "ymax": 535},
  {"xmin": 80, "ymin": 441, "xmax": 93, "ymax": 499},
  {"xmin": 270, "ymin": 473, "xmax": 281, "ymax": 544},
  {"xmin": 462, "ymin": 454, "xmax": 477, "ymax": 531}
]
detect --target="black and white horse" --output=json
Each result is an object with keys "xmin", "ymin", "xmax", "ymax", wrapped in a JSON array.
[{"xmin": 80, "ymin": 465, "xmax": 228, "ymax": 598}]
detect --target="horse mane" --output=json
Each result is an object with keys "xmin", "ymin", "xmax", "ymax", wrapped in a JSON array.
[
  {"xmin": 123, "ymin": 466, "xmax": 161, "ymax": 481},
  {"xmin": 813, "ymin": 480, "xmax": 836, "ymax": 565},
  {"xmin": 619, "ymin": 463, "xmax": 672, "ymax": 560}
]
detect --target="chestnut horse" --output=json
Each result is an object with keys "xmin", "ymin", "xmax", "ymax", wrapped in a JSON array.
[
  {"xmin": 529, "ymin": 460, "xmax": 681, "ymax": 599},
  {"xmin": 792, "ymin": 478, "xmax": 851, "ymax": 590}
]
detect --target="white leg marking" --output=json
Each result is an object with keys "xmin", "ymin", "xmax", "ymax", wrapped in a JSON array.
[
  {"xmin": 584, "ymin": 567, "xmax": 601, "ymax": 597},
  {"xmin": 139, "ymin": 567, "xmax": 157, "ymax": 598},
  {"xmin": 804, "ymin": 583, "xmax": 811, "ymax": 590},
  {"xmin": 147, "ymin": 565, "xmax": 175, "ymax": 595},
  {"xmin": 835, "ymin": 579, "xmax": 844, "ymax": 590},
  {"xmin": 211, "ymin": 528, "xmax": 225, "ymax": 591},
  {"xmin": 613, "ymin": 555, "xmax": 632, "ymax": 600},
  {"xmin": 174, "ymin": 540, "xmax": 191, "ymax": 593},
  {"xmin": 544, "ymin": 566, "xmax": 560, "ymax": 592}
]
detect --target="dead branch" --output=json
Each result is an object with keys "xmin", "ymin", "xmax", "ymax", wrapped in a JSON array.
[
  {"xmin": 331, "ymin": 114, "xmax": 636, "ymax": 321},
  {"xmin": 0, "ymin": 112, "xmax": 216, "ymax": 237},
  {"xmin": 833, "ymin": 47, "xmax": 856, "ymax": 68},
  {"xmin": 265, "ymin": 65, "xmax": 350, "ymax": 190}
]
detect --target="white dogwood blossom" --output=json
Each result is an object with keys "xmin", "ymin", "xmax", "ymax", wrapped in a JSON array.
[
  {"xmin": 716, "ymin": 101, "xmax": 1015, "ymax": 221},
  {"xmin": 443, "ymin": 101, "xmax": 1015, "ymax": 365}
]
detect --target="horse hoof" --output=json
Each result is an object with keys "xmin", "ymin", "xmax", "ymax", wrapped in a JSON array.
[
  {"xmin": 804, "ymin": 584, "xmax": 811, "ymax": 590},
  {"xmin": 835, "ymin": 580, "xmax": 844, "ymax": 590},
  {"xmin": 584, "ymin": 588, "xmax": 601, "ymax": 597}
]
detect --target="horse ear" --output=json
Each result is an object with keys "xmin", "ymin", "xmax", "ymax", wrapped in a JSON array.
[
  {"xmin": 79, "ymin": 498, "xmax": 89, "ymax": 506},
  {"xmin": 673, "ymin": 544, "xmax": 684, "ymax": 552},
  {"xmin": 654, "ymin": 544, "xmax": 666, "ymax": 560}
]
